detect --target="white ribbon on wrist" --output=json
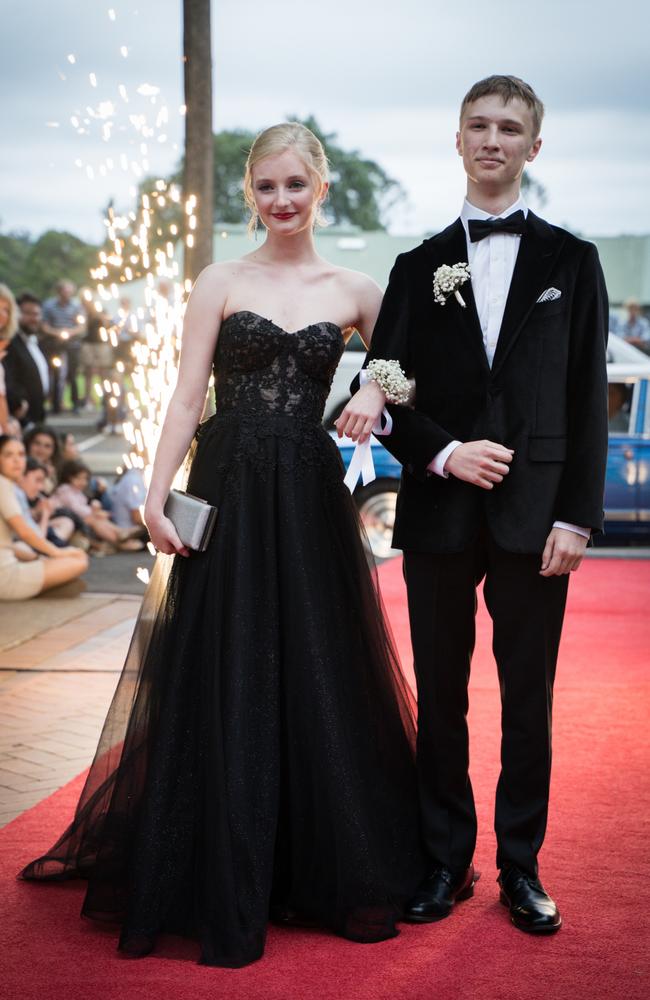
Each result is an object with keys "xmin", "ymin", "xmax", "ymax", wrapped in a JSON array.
[{"xmin": 342, "ymin": 408, "xmax": 393, "ymax": 493}]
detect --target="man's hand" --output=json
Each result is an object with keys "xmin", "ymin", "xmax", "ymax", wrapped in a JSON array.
[
  {"xmin": 336, "ymin": 382, "xmax": 387, "ymax": 443},
  {"xmin": 445, "ymin": 440, "xmax": 514, "ymax": 489},
  {"xmin": 540, "ymin": 527, "xmax": 588, "ymax": 577}
]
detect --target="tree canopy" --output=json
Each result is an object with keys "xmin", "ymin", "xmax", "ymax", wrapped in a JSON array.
[
  {"xmin": 0, "ymin": 228, "xmax": 98, "ymax": 299},
  {"xmin": 209, "ymin": 117, "xmax": 404, "ymax": 231}
]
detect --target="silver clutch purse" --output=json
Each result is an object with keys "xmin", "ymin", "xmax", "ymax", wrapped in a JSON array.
[{"xmin": 163, "ymin": 489, "xmax": 218, "ymax": 552}]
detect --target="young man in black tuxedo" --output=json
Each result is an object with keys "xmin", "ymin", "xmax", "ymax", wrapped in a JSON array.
[{"xmin": 339, "ymin": 75, "xmax": 608, "ymax": 933}]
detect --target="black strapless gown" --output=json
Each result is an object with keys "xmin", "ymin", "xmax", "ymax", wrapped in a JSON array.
[{"xmin": 20, "ymin": 311, "xmax": 425, "ymax": 967}]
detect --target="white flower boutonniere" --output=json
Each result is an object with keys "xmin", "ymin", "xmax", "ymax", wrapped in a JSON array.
[{"xmin": 433, "ymin": 262, "xmax": 471, "ymax": 308}]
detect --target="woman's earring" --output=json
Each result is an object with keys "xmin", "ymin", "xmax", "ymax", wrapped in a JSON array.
[{"xmin": 253, "ymin": 213, "xmax": 259, "ymax": 242}]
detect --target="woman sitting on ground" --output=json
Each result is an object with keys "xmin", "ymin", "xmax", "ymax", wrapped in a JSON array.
[
  {"xmin": 0, "ymin": 435, "xmax": 88, "ymax": 600},
  {"xmin": 50, "ymin": 459, "xmax": 144, "ymax": 552}
]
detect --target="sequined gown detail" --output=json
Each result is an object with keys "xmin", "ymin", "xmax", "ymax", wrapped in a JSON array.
[{"xmin": 20, "ymin": 311, "xmax": 424, "ymax": 967}]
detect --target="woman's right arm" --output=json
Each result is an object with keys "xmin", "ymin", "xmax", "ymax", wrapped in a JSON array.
[{"xmin": 144, "ymin": 264, "xmax": 228, "ymax": 555}]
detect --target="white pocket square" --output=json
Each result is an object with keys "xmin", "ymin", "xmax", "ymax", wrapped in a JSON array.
[{"xmin": 536, "ymin": 287, "xmax": 562, "ymax": 303}]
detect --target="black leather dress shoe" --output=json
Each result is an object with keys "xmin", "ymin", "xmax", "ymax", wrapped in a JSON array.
[
  {"xmin": 404, "ymin": 864, "xmax": 479, "ymax": 923},
  {"xmin": 498, "ymin": 866, "xmax": 562, "ymax": 934}
]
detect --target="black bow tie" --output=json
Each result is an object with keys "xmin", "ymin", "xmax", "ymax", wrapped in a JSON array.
[{"xmin": 467, "ymin": 210, "xmax": 527, "ymax": 243}]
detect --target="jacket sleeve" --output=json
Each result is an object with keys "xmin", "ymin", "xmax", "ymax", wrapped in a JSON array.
[
  {"xmin": 553, "ymin": 242, "xmax": 609, "ymax": 532},
  {"xmin": 2, "ymin": 348, "xmax": 28, "ymax": 413},
  {"xmin": 350, "ymin": 253, "xmax": 455, "ymax": 478}
]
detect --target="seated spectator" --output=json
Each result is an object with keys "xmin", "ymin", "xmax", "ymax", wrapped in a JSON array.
[
  {"xmin": 0, "ymin": 283, "xmax": 19, "ymax": 433},
  {"xmin": 24, "ymin": 425, "xmax": 61, "ymax": 494},
  {"xmin": 51, "ymin": 459, "xmax": 145, "ymax": 552},
  {"xmin": 17, "ymin": 457, "xmax": 78, "ymax": 549},
  {"xmin": 59, "ymin": 430, "xmax": 112, "ymax": 510},
  {"xmin": 0, "ymin": 435, "xmax": 87, "ymax": 600},
  {"xmin": 107, "ymin": 467, "xmax": 148, "ymax": 532},
  {"xmin": 3, "ymin": 293, "xmax": 50, "ymax": 427},
  {"xmin": 619, "ymin": 299, "xmax": 650, "ymax": 353}
]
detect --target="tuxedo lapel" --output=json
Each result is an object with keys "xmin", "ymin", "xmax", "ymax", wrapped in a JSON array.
[
  {"xmin": 491, "ymin": 212, "xmax": 566, "ymax": 376},
  {"xmin": 425, "ymin": 220, "xmax": 489, "ymax": 371}
]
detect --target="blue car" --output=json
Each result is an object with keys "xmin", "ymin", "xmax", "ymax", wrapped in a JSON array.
[{"xmin": 335, "ymin": 334, "xmax": 650, "ymax": 558}]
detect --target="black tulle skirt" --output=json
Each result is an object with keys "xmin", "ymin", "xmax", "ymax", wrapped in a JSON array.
[{"xmin": 20, "ymin": 414, "xmax": 425, "ymax": 967}]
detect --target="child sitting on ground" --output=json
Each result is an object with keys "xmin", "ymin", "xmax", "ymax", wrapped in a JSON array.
[{"xmin": 51, "ymin": 459, "xmax": 144, "ymax": 553}]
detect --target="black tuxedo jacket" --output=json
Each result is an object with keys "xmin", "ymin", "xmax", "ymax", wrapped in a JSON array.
[
  {"xmin": 4, "ymin": 333, "xmax": 47, "ymax": 425},
  {"xmin": 357, "ymin": 212, "xmax": 609, "ymax": 555}
]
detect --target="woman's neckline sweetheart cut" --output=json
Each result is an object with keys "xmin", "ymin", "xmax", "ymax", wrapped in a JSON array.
[{"xmin": 221, "ymin": 310, "xmax": 343, "ymax": 340}]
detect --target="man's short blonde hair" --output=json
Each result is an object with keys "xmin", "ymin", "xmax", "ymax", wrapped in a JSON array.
[{"xmin": 460, "ymin": 75, "xmax": 545, "ymax": 139}]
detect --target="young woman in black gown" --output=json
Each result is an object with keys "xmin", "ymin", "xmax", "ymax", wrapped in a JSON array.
[{"xmin": 20, "ymin": 123, "xmax": 425, "ymax": 968}]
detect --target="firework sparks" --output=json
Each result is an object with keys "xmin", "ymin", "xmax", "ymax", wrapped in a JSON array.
[{"xmin": 51, "ymin": 6, "xmax": 199, "ymax": 582}]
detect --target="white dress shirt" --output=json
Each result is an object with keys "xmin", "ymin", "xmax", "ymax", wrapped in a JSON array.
[{"xmin": 428, "ymin": 197, "xmax": 588, "ymax": 539}]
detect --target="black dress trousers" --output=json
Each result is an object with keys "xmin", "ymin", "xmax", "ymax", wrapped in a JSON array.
[{"xmin": 403, "ymin": 524, "xmax": 569, "ymax": 878}]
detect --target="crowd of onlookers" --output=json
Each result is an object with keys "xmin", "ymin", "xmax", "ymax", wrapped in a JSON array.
[{"xmin": 0, "ymin": 280, "xmax": 148, "ymax": 601}]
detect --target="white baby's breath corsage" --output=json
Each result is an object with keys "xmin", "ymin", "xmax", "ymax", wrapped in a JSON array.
[
  {"xmin": 366, "ymin": 359, "xmax": 411, "ymax": 405},
  {"xmin": 433, "ymin": 262, "xmax": 471, "ymax": 308}
]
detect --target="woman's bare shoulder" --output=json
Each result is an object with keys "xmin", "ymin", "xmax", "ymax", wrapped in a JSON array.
[
  {"xmin": 329, "ymin": 264, "xmax": 382, "ymax": 298},
  {"xmin": 195, "ymin": 259, "xmax": 249, "ymax": 286}
]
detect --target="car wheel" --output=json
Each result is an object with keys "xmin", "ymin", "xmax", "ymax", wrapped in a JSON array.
[{"xmin": 355, "ymin": 478, "xmax": 400, "ymax": 560}]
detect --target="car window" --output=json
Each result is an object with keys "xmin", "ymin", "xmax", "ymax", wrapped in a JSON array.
[{"xmin": 608, "ymin": 382, "xmax": 635, "ymax": 433}]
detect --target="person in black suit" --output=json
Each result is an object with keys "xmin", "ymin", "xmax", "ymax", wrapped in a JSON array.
[
  {"xmin": 4, "ymin": 293, "xmax": 50, "ymax": 427},
  {"xmin": 338, "ymin": 75, "xmax": 608, "ymax": 934}
]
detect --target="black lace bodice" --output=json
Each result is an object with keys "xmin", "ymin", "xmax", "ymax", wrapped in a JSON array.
[{"xmin": 213, "ymin": 311, "xmax": 344, "ymax": 424}]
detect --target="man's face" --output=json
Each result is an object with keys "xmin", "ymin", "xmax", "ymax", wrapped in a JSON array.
[
  {"xmin": 20, "ymin": 302, "xmax": 42, "ymax": 333},
  {"xmin": 456, "ymin": 95, "xmax": 541, "ymax": 189},
  {"xmin": 58, "ymin": 282, "xmax": 75, "ymax": 303}
]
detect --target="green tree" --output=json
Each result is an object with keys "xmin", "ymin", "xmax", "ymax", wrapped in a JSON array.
[
  {"xmin": 0, "ymin": 230, "xmax": 32, "ymax": 292},
  {"xmin": 21, "ymin": 230, "xmax": 99, "ymax": 299},
  {"xmin": 212, "ymin": 128, "xmax": 256, "ymax": 223},
  {"xmin": 209, "ymin": 118, "xmax": 404, "ymax": 231},
  {"xmin": 0, "ymin": 228, "xmax": 98, "ymax": 299},
  {"xmin": 296, "ymin": 116, "xmax": 404, "ymax": 231},
  {"xmin": 124, "ymin": 117, "xmax": 403, "ymax": 258}
]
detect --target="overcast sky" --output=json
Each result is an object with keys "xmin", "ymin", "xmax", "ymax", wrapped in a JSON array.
[{"xmin": 3, "ymin": 0, "xmax": 649, "ymax": 244}]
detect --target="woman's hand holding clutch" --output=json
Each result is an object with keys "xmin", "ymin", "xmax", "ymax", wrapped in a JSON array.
[{"xmin": 144, "ymin": 506, "xmax": 190, "ymax": 557}]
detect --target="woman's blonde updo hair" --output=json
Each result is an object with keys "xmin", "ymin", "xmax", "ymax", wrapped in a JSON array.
[
  {"xmin": 243, "ymin": 122, "xmax": 330, "ymax": 236},
  {"xmin": 0, "ymin": 283, "xmax": 18, "ymax": 341}
]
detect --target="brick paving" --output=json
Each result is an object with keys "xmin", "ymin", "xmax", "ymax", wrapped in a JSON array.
[{"xmin": 0, "ymin": 596, "xmax": 140, "ymax": 828}]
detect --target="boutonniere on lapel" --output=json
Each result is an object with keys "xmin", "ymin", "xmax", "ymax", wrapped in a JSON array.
[{"xmin": 433, "ymin": 262, "xmax": 471, "ymax": 308}]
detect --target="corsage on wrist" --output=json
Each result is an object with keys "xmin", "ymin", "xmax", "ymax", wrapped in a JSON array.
[{"xmin": 366, "ymin": 359, "xmax": 411, "ymax": 405}]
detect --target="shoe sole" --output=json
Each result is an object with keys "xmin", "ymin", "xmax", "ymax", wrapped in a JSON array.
[
  {"xmin": 499, "ymin": 892, "xmax": 562, "ymax": 933},
  {"xmin": 403, "ymin": 873, "xmax": 481, "ymax": 924}
]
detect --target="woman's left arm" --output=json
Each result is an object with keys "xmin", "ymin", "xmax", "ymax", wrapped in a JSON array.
[{"xmin": 336, "ymin": 274, "xmax": 407, "ymax": 443}]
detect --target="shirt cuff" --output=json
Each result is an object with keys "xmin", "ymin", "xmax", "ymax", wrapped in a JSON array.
[
  {"xmin": 428, "ymin": 440, "xmax": 462, "ymax": 478},
  {"xmin": 552, "ymin": 520, "xmax": 591, "ymax": 539}
]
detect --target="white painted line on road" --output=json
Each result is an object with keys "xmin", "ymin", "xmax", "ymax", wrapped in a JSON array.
[{"xmin": 77, "ymin": 433, "xmax": 106, "ymax": 452}]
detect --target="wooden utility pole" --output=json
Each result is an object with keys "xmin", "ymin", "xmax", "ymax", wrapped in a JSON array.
[{"xmin": 182, "ymin": 0, "xmax": 214, "ymax": 283}]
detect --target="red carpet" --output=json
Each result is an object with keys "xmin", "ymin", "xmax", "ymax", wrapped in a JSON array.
[{"xmin": 2, "ymin": 557, "xmax": 649, "ymax": 1000}]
